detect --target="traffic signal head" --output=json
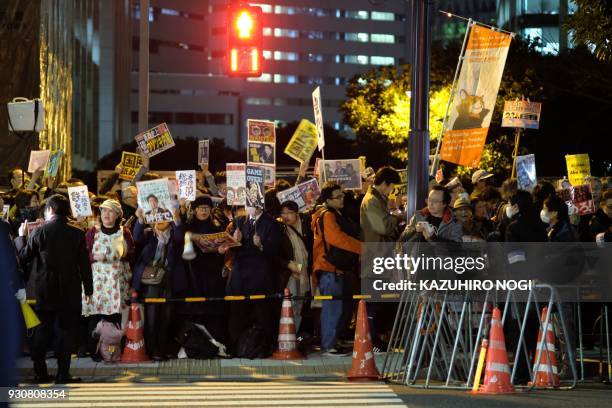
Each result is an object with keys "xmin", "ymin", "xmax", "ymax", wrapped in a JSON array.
[{"xmin": 227, "ymin": 5, "xmax": 262, "ymax": 77}]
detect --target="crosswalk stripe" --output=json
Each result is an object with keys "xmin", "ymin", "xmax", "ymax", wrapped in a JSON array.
[{"xmin": 12, "ymin": 383, "xmax": 404, "ymax": 407}]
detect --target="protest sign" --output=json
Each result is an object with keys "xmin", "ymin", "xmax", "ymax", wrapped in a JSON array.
[
  {"xmin": 245, "ymin": 165, "xmax": 265, "ymax": 209},
  {"xmin": 284, "ymin": 119, "xmax": 318, "ymax": 164},
  {"xmin": 516, "ymin": 154, "xmax": 537, "ymax": 192},
  {"xmin": 297, "ymin": 178, "xmax": 321, "ymax": 211},
  {"xmin": 167, "ymin": 179, "xmax": 179, "ymax": 198},
  {"xmin": 565, "ymin": 154, "xmax": 591, "ymax": 186},
  {"xmin": 192, "ymin": 232, "xmax": 241, "ymax": 253},
  {"xmin": 0, "ymin": 204, "xmax": 9, "ymax": 221},
  {"xmin": 247, "ymin": 119, "xmax": 276, "ymax": 187},
  {"xmin": 312, "ymin": 87, "xmax": 325, "ymax": 151},
  {"xmin": 118, "ymin": 151, "xmax": 143, "ymax": 181},
  {"xmin": 26, "ymin": 219, "xmax": 44, "ymax": 235},
  {"xmin": 502, "ymin": 100, "xmax": 542, "ymax": 129},
  {"xmin": 198, "ymin": 139, "xmax": 209, "ymax": 165},
  {"xmin": 135, "ymin": 123, "xmax": 175, "ymax": 158},
  {"xmin": 226, "ymin": 163, "xmax": 247, "ymax": 206},
  {"xmin": 136, "ymin": 178, "xmax": 174, "ymax": 223},
  {"xmin": 389, "ymin": 170, "xmax": 408, "ymax": 199},
  {"xmin": 28, "ymin": 150, "xmax": 51, "ymax": 173},
  {"xmin": 277, "ymin": 186, "xmax": 304, "ymax": 209},
  {"xmin": 324, "ymin": 159, "xmax": 362, "ymax": 190},
  {"xmin": 176, "ymin": 170, "xmax": 197, "ymax": 201},
  {"xmin": 67, "ymin": 185, "xmax": 93, "ymax": 218},
  {"xmin": 359, "ymin": 156, "xmax": 367, "ymax": 177},
  {"xmin": 44, "ymin": 150, "xmax": 64, "ymax": 178},
  {"xmin": 557, "ymin": 184, "xmax": 596, "ymax": 216},
  {"xmin": 440, "ymin": 25, "xmax": 512, "ymax": 167}
]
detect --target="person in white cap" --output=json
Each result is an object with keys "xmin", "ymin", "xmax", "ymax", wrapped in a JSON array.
[
  {"xmin": 82, "ymin": 199, "xmax": 135, "ymax": 361},
  {"xmin": 470, "ymin": 169, "xmax": 494, "ymax": 199}
]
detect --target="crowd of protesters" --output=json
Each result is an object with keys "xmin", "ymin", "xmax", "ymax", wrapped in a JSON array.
[{"xmin": 1, "ymin": 157, "xmax": 611, "ymax": 384}]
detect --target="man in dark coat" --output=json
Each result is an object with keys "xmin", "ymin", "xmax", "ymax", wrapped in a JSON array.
[
  {"xmin": 223, "ymin": 206, "xmax": 281, "ymax": 356},
  {"xmin": 15, "ymin": 194, "xmax": 93, "ymax": 383}
]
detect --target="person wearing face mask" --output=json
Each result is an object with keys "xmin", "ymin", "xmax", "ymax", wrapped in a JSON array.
[
  {"xmin": 174, "ymin": 195, "xmax": 228, "ymax": 346},
  {"xmin": 15, "ymin": 194, "xmax": 93, "ymax": 383},
  {"xmin": 223, "ymin": 200, "xmax": 281, "ymax": 357},
  {"xmin": 541, "ymin": 195, "xmax": 579, "ymax": 242},
  {"xmin": 275, "ymin": 200, "xmax": 313, "ymax": 333},
  {"xmin": 505, "ymin": 190, "xmax": 547, "ymax": 242},
  {"xmin": 82, "ymin": 199, "xmax": 135, "ymax": 361},
  {"xmin": 589, "ymin": 189, "xmax": 612, "ymax": 243},
  {"xmin": 132, "ymin": 202, "xmax": 184, "ymax": 361}
]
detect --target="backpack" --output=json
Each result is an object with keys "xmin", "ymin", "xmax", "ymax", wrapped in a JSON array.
[
  {"xmin": 235, "ymin": 327, "xmax": 271, "ymax": 359},
  {"xmin": 176, "ymin": 322, "xmax": 228, "ymax": 359},
  {"xmin": 317, "ymin": 209, "xmax": 359, "ymax": 271},
  {"xmin": 93, "ymin": 320, "xmax": 124, "ymax": 363}
]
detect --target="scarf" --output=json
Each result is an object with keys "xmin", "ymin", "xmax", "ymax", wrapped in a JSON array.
[
  {"xmin": 285, "ymin": 222, "xmax": 309, "ymax": 294},
  {"xmin": 153, "ymin": 228, "xmax": 172, "ymax": 264}
]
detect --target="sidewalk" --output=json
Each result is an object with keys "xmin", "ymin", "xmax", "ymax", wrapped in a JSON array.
[{"xmin": 17, "ymin": 354, "xmax": 386, "ymax": 380}]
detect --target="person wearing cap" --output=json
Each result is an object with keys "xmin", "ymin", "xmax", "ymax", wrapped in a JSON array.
[
  {"xmin": 82, "ymin": 199, "xmax": 135, "ymax": 361},
  {"xmin": 453, "ymin": 196, "xmax": 488, "ymax": 241},
  {"xmin": 173, "ymin": 195, "xmax": 228, "ymax": 346},
  {"xmin": 470, "ymin": 169, "xmax": 494, "ymax": 200}
]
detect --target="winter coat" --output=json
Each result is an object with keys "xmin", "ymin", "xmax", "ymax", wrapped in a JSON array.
[
  {"xmin": 360, "ymin": 186, "xmax": 398, "ymax": 243},
  {"xmin": 311, "ymin": 206, "xmax": 361, "ymax": 275},
  {"xmin": 15, "ymin": 217, "xmax": 93, "ymax": 312},
  {"xmin": 400, "ymin": 207, "xmax": 463, "ymax": 243}
]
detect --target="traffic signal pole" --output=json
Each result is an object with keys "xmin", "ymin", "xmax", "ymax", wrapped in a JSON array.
[
  {"xmin": 405, "ymin": 0, "xmax": 432, "ymax": 219},
  {"xmin": 138, "ymin": 0, "xmax": 149, "ymax": 133}
]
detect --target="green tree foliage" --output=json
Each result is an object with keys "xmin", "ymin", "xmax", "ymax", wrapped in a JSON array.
[{"xmin": 566, "ymin": 0, "xmax": 612, "ymax": 63}]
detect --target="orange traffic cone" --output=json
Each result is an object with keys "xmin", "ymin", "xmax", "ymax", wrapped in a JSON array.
[
  {"xmin": 272, "ymin": 288, "xmax": 304, "ymax": 360},
  {"xmin": 346, "ymin": 300, "xmax": 380, "ymax": 381},
  {"xmin": 478, "ymin": 307, "xmax": 515, "ymax": 393},
  {"xmin": 121, "ymin": 291, "xmax": 149, "ymax": 363},
  {"xmin": 530, "ymin": 307, "xmax": 559, "ymax": 388}
]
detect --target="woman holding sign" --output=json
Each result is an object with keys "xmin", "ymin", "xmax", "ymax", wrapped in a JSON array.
[
  {"xmin": 83, "ymin": 199, "xmax": 135, "ymax": 361},
  {"xmin": 174, "ymin": 195, "xmax": 228, "ymax": 345}
]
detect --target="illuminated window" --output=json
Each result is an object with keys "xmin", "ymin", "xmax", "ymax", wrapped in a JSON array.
[
  {"xmin": 274, "ymin": 51, "xmax": 298, "ymax": 61},
  {"xmin": 251, "ymin": 3, "xmax": 273, "ymax": 13},
  {"xmin": 274, "ymin": 28, "xmax": 298, "ymax": 38},
  {"xmin": 345, "ymin": 33, "xmax": 369, "ymax": 42},
  {"xmin": 263, "ymin": 27, "xmax": 272, "ymax": 36},
  {"xmin": 247, "ymin": 73, "xmax": 272, "ymax": 82},
  {"xmin": 245, "ymin": 97, "xmax": 272, "ymax": 105},
  {"xmin": 346, "ymin": 10, "xmax": 368, "ymax": 19},
  {"xmin": 371, "ymin": 34, "xmax": 395, "ymax": 43},
  {"xmin": 344, "ymin": 55, "xmax": 369, "ymax": 64},
  {"xmin": 371, "ymin": 11, "xmax": 394, "ymax": 21},
  {"xmin": 274, "ymin": 74, "xmax": 298, "ymax": 84},
  {"xmin": 370, "ymin": 56, "xmax": 395, "ymax": 65}
]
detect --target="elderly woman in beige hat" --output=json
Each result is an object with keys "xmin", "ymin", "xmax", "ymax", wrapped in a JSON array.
[{"xmin": 82, "ymin": 198, "xmax": 135, "ymax": 361}]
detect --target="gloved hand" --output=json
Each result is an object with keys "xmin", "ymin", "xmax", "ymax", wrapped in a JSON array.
[{"xmin": 15, "ymin": 288, "xmax": 26, "ymax": 302}]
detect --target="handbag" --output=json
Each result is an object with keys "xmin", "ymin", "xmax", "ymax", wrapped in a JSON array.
[{"xmin": 141, "ymin": 263, "xmax": 166, "ymax": 285}]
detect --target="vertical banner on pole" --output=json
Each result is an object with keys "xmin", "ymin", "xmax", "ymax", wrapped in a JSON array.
[{"xmin": 439, "ymin": 25, "xmax": 512, "ymax": 168}]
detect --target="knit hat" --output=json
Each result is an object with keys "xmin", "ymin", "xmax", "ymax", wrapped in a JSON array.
[{"xmin": 99, "ymin": 199, "xmax": 123, "ymax": 218}]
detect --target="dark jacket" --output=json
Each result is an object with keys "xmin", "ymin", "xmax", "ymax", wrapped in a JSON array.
[
  {"xmin": 15, "ymin": 216, "xmax": 93, "ymax": 313},
  {"xmin": 174, "ymin": 216, "xmax": 227, "ymax": 315},
  {"xmin": 588, "ymin": 208, "xmax": 611, "ymax": 241},
  {"xmin": 505, "ymin": 213, "xmax": 547, "ymax": 242},
  {"xmin": 132, "ymin": 220, "xmax": 186, "ymax": 293},
  {"xmin": 226, "ymin": 212, "xmax": 281, "ymax": 295},
  {"xmin": 0, "ymin": 221, "xmax": 23, "ymax": 294},
  {"xmin": 547, "ymin": 220, "xmax": 579, "ymax": 242}
]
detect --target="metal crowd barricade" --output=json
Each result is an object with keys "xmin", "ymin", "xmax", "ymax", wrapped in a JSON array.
[{"xmin": 381, "ymin": 284, "xmax": 580, "ymax": 390}]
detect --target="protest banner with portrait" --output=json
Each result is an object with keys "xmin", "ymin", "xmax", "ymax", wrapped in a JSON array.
[
  {"xmin": 565, "ymin": 153, "xmax": 591, "ymax": 186},
  {"xmin": 198, "ymin": 139, "xmax": 210, "ymax": 165},
  {"xmin": 135, "ymin": 123, "xmax": 175, "ymax": 158},
  {"xmin": 247, "ymin": 119, "xmax": 276, "ymax": 187},
  {"xmin": 557, "ymin": 184, "xmax": 596, "ymax": 216},
  {"xmin": 136, "ymin": 178, "xmax": 174, "ymax": 224},
  {"xmin": 192, "ymin": 232, "xmax": 241, "ymax": 253},
  {"xmin": 28, "ymin": 150, "xmax": 51, "ymax": 173},
  {"xmin": 516, "ymin": 154, "xmax": 537, "ymax": 192},
  {"xmin": 44, "ymin": 150, "xmax": 64, "ymax": 178},
  {"xmin": 245, "ymin": 165, "xmax": 265, "ymax": 209},
  {"xmin": 323, "ymin": 159, "xmax": 362, "ymax": 190},
  {"xmin": 176, "ymin": 170, "xmax": 197, "ymax": 201},
  {"xmin": 67, "ymin": 185, "xmax": 93, "ymax": 218},
  {"xmin": 277, "ymin": 185, "xmax": 304, "ymax": 209},
  {"xmin": 284, "ymin": 119, "xmax": 318, "ymax": 164},
  {"xmin": 297, "ymin": 178, "xmax": 321, "ymax": 211},
  {"xmin": 440, "ymin": 25, "xmax": 512, "ymax": 167},
  {"xmin": 118, "ymin": 151, "xmax": 143, "ymax": 181},
  {"xmin": 1, "ymin": 204, "xmax": 10, "ymax": 221},
  {"xmin": 226, "ymin": 163, "xmax": 246, "ymax": 206}
]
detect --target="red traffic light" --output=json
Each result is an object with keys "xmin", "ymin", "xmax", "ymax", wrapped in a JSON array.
[{"xmin": 227, "ymin": 5, "xmax": 262, "ymax": 77}]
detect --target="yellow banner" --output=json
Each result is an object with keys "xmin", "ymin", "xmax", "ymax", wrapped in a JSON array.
[
  {"xmin": 565, "ymin": 154, "xmax": 590, "ymax": 186},
  {"xmin": 284, "ymin": 119, "xmax": 318, "ymax": 163},
  {"xmin": 119, "ymin": 152, "xmax": 143, "ymax": 181}
]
